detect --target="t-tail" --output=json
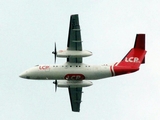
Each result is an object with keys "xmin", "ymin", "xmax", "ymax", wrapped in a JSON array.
[{"xmin": 111, "ymin": 34, "xmax": 147, "ymax": 76}]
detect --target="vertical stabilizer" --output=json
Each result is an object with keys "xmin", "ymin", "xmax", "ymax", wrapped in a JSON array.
[
  {"xmin": 112, "ymin": 34, "xmax": 147, "ymax": 76},
  {"xmin": 117, "ymin": 34, "xmax": 146, "ymax": 68}
]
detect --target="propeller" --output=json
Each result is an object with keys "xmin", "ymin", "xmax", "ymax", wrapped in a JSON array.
[
  {"xmin": 52, "ymin": 42, "xmax": 57, "ymax": 63},
  {"xmin": 53, "ymin": 80, "xmax": 57, "ymax": 92}
]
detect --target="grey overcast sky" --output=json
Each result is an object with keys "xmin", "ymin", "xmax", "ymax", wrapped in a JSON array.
[{"xmin": 1, "ymin": 0, "xmax": 160, "ymax": 120}]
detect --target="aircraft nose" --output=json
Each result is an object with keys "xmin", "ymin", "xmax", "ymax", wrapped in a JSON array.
[
  {"xmin": 19, "ymin": 72, "xmax": 26, "ymax": 78},
  {"xmin": 19, "ymin": 71, "xmax": 30, "ymax": 79}
]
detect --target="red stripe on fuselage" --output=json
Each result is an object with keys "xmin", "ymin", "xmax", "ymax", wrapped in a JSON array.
[
  {"xmin": 110, "ymin": 65, "xmax": 114, "ymax": 76},
  {"xmin": 110, "ymin": 63, "xmax": 118, "ymax": 76}
]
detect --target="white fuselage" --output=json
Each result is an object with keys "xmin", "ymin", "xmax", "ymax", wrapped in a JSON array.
[{"xmin": 19, "ymin": 63, "xmax": 113, "ymax": 80}]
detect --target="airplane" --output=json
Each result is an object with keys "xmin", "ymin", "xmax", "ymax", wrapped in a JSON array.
[{"xmin": 19, "ymin": 14, "xmax": 147, "ymax": 112}]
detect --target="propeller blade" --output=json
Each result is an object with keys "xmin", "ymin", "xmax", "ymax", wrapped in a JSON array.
[
  {"xmin": 53, "ymin": 80, "xmax": 57, "ymax": 92},
  {"xmin": 54, "ymin": 42, "xmax": 57, "ymax": 63},
  {"xmin": 52, "ymin": 42, "xmax": 57, "ymax": 63}
]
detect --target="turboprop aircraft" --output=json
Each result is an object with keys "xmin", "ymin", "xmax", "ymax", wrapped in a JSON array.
[{"xmin": 19, "ymin": 14, "xmax": 147, "ymax": 112}]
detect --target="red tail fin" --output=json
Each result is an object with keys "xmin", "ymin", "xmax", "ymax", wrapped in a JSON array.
[
  {"xmin": 112, "ymin": 34, "xmax": 147, "ymax": 76},
  {"xmin": 117, "ymin": 34, "xmax": 146, "ymax": 68}
]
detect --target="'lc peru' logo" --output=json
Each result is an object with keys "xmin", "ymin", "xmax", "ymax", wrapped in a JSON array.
[
  {"xmin": 39, "ymin": 66, "xmax": 50, "ymax": 70},
  {"xmin": 64, "ymin": 74, "xmax": 85, "ymax": 80},
  {"xmin": 125, "ymin": 57, "xmax": 140, "ymax": 63}
]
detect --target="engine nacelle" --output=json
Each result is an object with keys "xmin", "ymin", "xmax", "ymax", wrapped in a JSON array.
[
  {"xmin": 57, "ymin": 80, "xmax": 93, "ymax": 88},
  {"xmin": 57, "ymin": 50, "xmax": 92, "ymax": 58}
]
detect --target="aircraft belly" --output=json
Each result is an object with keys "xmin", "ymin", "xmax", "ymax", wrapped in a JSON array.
[
  {"xmin": 92, "ymin": 67, "xmax": 112, "ymax": 79},
  {"xmin": 46, "ymin": 66, "xmax": 112, "ymax": 80}
]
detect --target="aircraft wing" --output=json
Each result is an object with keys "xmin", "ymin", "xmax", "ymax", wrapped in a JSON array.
[
  {"xmin": 67, "ymin": 14, "xmax": 82, "ymax": 63},
  {"xmin": 67, "ymin": 15, "xmax": 83, "ymax": 112},
  {"xmin": 68, "ymin": 87, "xmax": 82, "ymax": 112}
]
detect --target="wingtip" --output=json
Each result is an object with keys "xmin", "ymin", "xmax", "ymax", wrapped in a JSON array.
[{"xmin": 70, "ymin": 14, "xmax": 79, "ymax": 18}]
